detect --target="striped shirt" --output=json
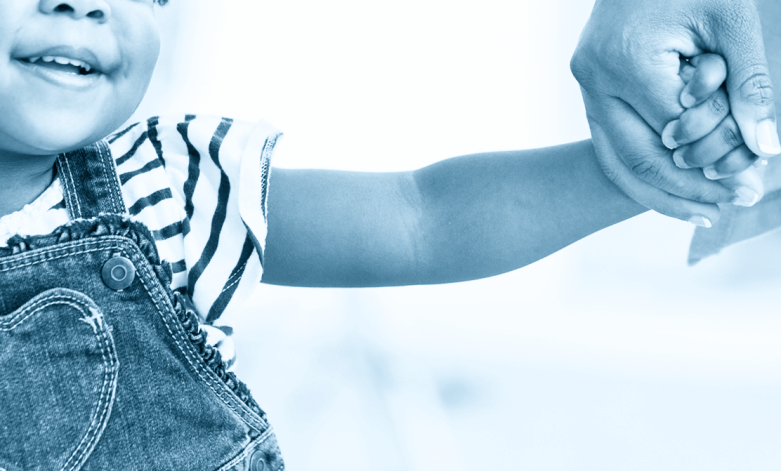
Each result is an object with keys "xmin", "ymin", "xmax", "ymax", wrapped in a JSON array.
[{"xmin": 0, "ymin": 115, "xmax": 281, "ymax": 368}]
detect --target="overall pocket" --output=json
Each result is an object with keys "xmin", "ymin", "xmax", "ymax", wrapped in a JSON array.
[{"xmin": 0, "ymin": 289, "xmax": 118, "ymax": 471}]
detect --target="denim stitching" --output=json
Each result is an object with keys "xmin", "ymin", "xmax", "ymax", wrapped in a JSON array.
[
  {"xmin": 1, "ymin": 296, "xmax": 90, "ymax": 329},
  {"xmin": 0, "ymin": 294, "xmax": 65, "ymax": 328},
  {"xmin": 0, "ymin": 218, "xmax": 267, "ymax": 431},
  {"xmin": 96, "ymin": 141, "xmax": 127, "ymax": 214},
  {"xmin": 215, "ymin": 428, "xmax": 276, "ymax": 471},
  {"xmin": 96, "ymin": 142, "xmax": 118, "ymax": 214},
  {"xmin": 62, "ymin": 300, "xmax": 118, "ymax": 471},
  {"xmin": 0, "ymin": 294, "xmax": 117, "ymax": 471},
  {"xmin": 59, "ymin": 155, "xmax": 83, "ymax": 219},
  {"xmin": 132, "ymin": 255, "xmax": 266, "ymax": 433},
  {"xmin": 57, "ymin": 156, "xmax": 78, "ymax": 219},
  {"xmin": 0, "ymin": 245, "xmax": 114, "ymax": 274}
]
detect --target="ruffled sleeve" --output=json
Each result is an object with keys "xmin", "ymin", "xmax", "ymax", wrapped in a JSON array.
[{"xmin": 107, "ymin": 115, "xmax": 282, "ymax": 324}]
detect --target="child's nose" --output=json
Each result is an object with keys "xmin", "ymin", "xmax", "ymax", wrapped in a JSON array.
[{"xmin": 38, "ymin": 0, "xmax": 112, "ymax": 23}]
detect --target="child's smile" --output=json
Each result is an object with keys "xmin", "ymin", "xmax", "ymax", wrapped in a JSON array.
[
  {"xmin": 0, "ymin": 0, "xmax": 160, "ymax": 158},
  {"xmin": 15, "ymin": 49, "xmax": 105, "ymax": 91}
]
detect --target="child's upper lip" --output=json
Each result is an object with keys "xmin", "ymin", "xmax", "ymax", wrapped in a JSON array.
[{"xmin": 15, "ymin": 45, "xmax": 108, "ymax": 74}]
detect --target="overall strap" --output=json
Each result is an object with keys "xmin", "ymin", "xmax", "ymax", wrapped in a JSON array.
[{"xmin": 56, "ymin": 140, "xmax": 127, "ymax": 219}]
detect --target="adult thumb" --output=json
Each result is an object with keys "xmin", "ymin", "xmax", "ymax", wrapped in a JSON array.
[{"xmin": 713, "ymin": 2, "xmax": 781, "ymax": 158}]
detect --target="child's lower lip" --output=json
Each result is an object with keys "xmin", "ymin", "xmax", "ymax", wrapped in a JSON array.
[{"xmin": 15, "ymin": 58, "xmax": 102, "ymax": 92}]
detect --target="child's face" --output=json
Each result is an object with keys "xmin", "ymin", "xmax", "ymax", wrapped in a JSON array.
[{"xmin": 0, "ymin": 0, "xmax": 160, "ymax": 157}]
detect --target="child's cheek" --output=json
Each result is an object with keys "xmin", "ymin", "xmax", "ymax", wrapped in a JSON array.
[{"xmin": 116, "ymin": 11, "xmax": 160, "ymax": 99}]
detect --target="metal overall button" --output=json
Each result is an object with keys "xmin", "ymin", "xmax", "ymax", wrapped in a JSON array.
[
  {"xmin": 101, "ymin": 255, "xmax": 136, "ymax": 291},
  {"xmin": 249, "ymin": 449, "xmax": 266, "ymax": 471}
]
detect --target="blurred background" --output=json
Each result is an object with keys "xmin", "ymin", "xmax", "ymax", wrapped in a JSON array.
[{"xmin": 132, "ymin": 1, "xmax": 781, "ymax": 469}]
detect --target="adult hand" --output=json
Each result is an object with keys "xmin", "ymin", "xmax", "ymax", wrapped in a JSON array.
[{"xmin": 571, "ymin": 0, "xmax": 780, "ymax": 226}]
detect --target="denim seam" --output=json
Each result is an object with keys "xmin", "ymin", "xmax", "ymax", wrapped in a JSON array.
[
  {"xmin": 58, "ymin": 155, "xmax": 83, "ymax": 219},
  {"xmin": 0, "ymin": 294, "xmax": 70, "ymax": 329},
  {"xmin": 96, "ymin": 141, "xmax": 126, "ymax": 214},
  {"xmin": 0, "ymin": 244, "xmax": 116, "ymax": 274},
  {"xmin": 0, "ymin": 291, "xmax": 106, "ymax": 328},
  {"xmin": 215, "ymin": 428, "xmax": 277, "ymax": 471},
  {"xmin": 129, "ymin": 251, "xmax": 266, "ymax": 433},
  {"xmin": 62, "ymin": 300, "xmax": 118, "ymax": 471},
  {"xmin": 0, "ymin": 293, "xmax": 118, "ymax": 471},
  {"xmin": 1, "ymin": 223, "xmax": 267, "ymax": 431}
]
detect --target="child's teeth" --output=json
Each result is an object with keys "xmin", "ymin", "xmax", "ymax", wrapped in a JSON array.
[{"xmin": 33, "ymin": 55, "xmax": 93, "ymax": 71}]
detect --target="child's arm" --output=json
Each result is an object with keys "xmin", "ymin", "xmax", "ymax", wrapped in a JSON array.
[{"xmin": 261, "ymin": 141, "xmax": 649, "ymax": 288}]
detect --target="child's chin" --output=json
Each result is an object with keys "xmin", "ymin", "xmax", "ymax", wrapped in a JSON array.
[{"xmin": 14, "ymin": 118, "xmax": 121, "ymax": 156}]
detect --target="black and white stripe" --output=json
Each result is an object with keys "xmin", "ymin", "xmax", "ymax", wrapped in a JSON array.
[
  {"xmin": 108, "ymin": 115, "xmax": 280, "ymax": 324},
  {"xmin": 0, "ymin": 115, "xmax": 280, "ymax": 370},
  {"xmin": 1, "ymin": 115, "xmax": 279, "ymax": 325}
]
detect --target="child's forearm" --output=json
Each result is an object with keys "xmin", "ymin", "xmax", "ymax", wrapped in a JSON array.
[
  {"xmin": 262, "ymin": 140, "xmax": 646, "ymax": 287},
  {"xmin": 411, "ymin": 140, "xmax": 646, "ymax": 283}
]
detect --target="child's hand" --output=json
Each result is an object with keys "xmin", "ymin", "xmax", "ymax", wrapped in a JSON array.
[{"xmin": 661, "ymin": 54, "xmax": 765, "ymax": 207}]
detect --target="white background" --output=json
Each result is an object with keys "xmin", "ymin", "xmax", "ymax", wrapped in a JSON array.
[{"xmin": 133, "ymin": 1, "xmax": 781, "ymax": 469}]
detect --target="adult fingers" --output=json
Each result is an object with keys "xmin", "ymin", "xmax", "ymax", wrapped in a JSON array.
[
  {"xmin": 679, "ymin": 54, "xmax": 728, "ymax": 108},
  {"xmin": 662, "ymin": 88, "xmax": 730, "ymax": 149},
  {"xmin": 701, "ymin": 145, "xmax": 760, "ymax": 181},
  {"xmin": 708, "ymin": 2, "xmax": 781, "ymax": 158},
  {"xmin": 570, "ymin": 2, "xmax": 688, "ymax": 135},
  {"xmin": 718, "ymin": 166, "xmax": 765, "ymax": 207},
  {"xmin": 589, "ymin": 119, "xmax": 720, "ymax": 227},
  {"xmin": 583, "ymin": 91, "xmax": 730, "ymax": 226},
  {"xmin": 672, "ymin": 115, "xmax": 743, "ymax": 169},
  {"xmin": 589, "ymin": 92, "xmax": 736, "ymax": 205}
]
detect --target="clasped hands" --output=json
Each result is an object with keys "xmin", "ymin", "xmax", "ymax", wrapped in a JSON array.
[{"xmin": 572, "ymin": 0, "xmax": 780, "ymax": 227}]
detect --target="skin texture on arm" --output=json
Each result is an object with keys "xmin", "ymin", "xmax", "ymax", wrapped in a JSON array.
[{"xmin": 262, "ymin": 140, "xmax": 646, "ymax": 288}]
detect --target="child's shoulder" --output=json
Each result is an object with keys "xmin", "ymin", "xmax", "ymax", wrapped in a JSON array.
[
  {"xmin": 103, "ymin": 114, "xmax": 281, "ymax": 261},
  {"xmin": 97, "ymin": 115, "xmax": 284, "ymax": 321}
]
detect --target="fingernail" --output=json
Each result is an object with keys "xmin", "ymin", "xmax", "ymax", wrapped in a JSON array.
[
  {"xmin": 753, "ymin": 158, "xmax": 769, "ymax": 167},
  {"xmin": 681, "ymin": 90, "xmax": 696, "ymax": 108},
  {"xmin": 756, "ymin": 119, "xmax": 781, "ymax": 155},
  {"xmin": 673, "ymin": 148, "xmax": 691, "ymax": 169},
  {"xmin": 703, "ymin": 165, "xmax": 720, "ymax": 180},
  {"xmin": 733, "ymin": 187, "xmax": 759, "ymax": 207},
  {"xmin": 688, "ymin": 216, "xmax": 712, "ymax": 228},
  {"xmin": 662, "ymin": 121, "xmax": 679, "ymax": 149}
]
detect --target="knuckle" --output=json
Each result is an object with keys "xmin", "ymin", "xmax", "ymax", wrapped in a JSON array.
[
  {"xmin": 630, "ymin": 158, "xmax": 664, "ymax": 186},
  {"xmin": 720, "ymin": 119, "xmax": 744, "ymax": 148},
  {"xmin": 703, "ymin": 2, "xmax": 758, "ymax": 41},
  {"xmin": 706, "ymin": 92, "xmax": 729, "ymax": 117},
  {"xmin": 570, "ymin": 52, "xmax": 595, "ymax": 88},
  {"xmin": 738, "ymin": 72, "xmax": 775, "ymax": 107}
]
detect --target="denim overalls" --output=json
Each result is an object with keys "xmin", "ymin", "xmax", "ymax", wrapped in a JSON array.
[{"xmin": 0, "ymin": 142, "xmax": 284, "ymax": 470}]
